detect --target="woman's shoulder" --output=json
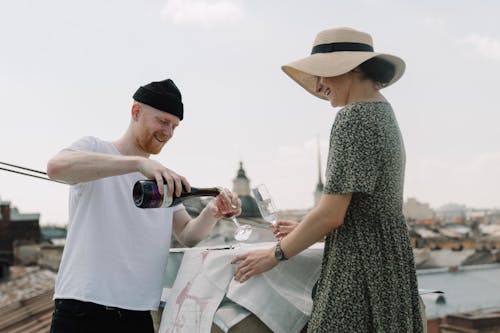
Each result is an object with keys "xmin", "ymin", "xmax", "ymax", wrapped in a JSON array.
[
  {"xmin": 338, "ymin": 101, "xmax": 393, "ymax": 126},
  {"xmin": 341, "ymin": 101, "xmax": 391, "ymax": 114},
  {"xmin": 336, "ymin": 101, "xmax": 386, "ymax": 121},
  {"xmin": 332, "ymin": 102, "xmax": 396, "ymax": 143}
]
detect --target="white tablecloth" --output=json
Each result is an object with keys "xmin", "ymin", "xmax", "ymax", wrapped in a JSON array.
[{"xmin": 159, "ymin": 242, "xmax": 324, "ymax": 333}]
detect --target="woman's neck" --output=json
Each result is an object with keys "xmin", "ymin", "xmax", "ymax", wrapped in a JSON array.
[{"xmin": 347, "ymin": 78, "xmax": 387, "ymax": 104}]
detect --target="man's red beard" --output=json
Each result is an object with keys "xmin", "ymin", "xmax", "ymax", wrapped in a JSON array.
[{"xmin": 137, "ymin": 133, "xmax": 167, "ymax": 155}]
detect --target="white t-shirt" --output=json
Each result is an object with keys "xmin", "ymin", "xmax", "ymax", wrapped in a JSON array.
[{"xmin": 54, "ymin": 136, "xmax": 184, "ymax": 310}]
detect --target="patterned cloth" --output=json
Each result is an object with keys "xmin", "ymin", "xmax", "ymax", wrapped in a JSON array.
[{"xmin": 307, "ymin": 102, "xmax": 423, "ymax": 333}]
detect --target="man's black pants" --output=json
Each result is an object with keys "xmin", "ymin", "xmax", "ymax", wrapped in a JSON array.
[{"xmin": 50, "ymin": 298, "xmax": 155, "ymax": 333}]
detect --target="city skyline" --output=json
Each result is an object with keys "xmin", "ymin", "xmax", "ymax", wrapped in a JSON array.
[
  {"xmin": 1, "ymin": 157, "xmax": 497, "ymax": 227},
  {"xmin": 1, "ymin": 0, "xmax": 499, "ymax": 225}
]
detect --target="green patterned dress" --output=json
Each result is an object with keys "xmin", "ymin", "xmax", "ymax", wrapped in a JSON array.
[{"xmin": 307, "ymin": 102, "xmax": 423, "ymax": 333}]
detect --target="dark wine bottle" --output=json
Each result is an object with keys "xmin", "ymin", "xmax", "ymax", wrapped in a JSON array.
[{"xmin": 133, "ymin": 179, "xmax": 221, "ymax": 208}]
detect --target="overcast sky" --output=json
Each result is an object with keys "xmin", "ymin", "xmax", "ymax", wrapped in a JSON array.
[{"xmin": 1, "ymin": 0, "xmax": 499, "ymax": 225}]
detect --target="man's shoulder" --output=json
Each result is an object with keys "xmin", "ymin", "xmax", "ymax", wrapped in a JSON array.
[{"xmin": 67, "ymin": 136, "xmax": 114, "ymax": 153}]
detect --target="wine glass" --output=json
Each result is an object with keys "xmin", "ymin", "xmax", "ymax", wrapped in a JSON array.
[
  {"xmin": 216, "ymin": 189, "xmax": 252, "ymax": 241},
  {"xmin": 252, "ymin": 184, "xmax": 278, "ymax": 225}
]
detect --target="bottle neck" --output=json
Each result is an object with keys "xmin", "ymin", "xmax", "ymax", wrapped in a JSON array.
[
  {"xmin": 171, "ymin": 187, "xmax": 222, "ymax": 205},
  {"xmin": 181, "ymin": 187, "xmax": 221, "ymax": 197}
]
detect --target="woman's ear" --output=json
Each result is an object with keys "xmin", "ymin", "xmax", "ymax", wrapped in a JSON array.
[{"xmin": 351, "ymin": 66, "xmax": 362, "ymax": 74}]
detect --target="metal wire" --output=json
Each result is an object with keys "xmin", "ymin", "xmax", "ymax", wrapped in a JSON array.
[
  {"xmin": 0, "ymin": 162, "xmax": 66, "ymax": 184},
  {"xmin": 0, "ymin": 161, "xmax": 48, "ymax": 175}
]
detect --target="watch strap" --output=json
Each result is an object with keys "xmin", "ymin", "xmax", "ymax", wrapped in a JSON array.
[{"xmin": 275, "ymin": 241, "xmax": 288, "ymax": 261}]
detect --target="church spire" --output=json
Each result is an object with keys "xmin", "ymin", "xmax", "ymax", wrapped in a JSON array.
[
  {"xmin": 316, "ymin": 141, "xmax": 324, "ymax": 190},
  {"xmin": 236, "ymin": 161, "xmax": 248, "ymax": 179},
  {"xmin": 314, "ymin": 138, "xmax": 323, "ymax": 206},
  {"xmin": 233, "ymin": 161, "xmax": 250, "ymax": 196}
]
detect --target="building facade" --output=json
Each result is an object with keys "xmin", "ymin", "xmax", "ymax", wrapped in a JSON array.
[
  {"xmin": 404, "ymin": 197, "xmax": 435, "ymax": 225},
  {"xmin": 0, "ymin": 199, "xmax": 41, "ymax": 264}
]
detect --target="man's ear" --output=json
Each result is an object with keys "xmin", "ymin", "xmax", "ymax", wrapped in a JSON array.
[{"xmin": 131, "ymin": 102, "xmax": 141, "ymax": 121}]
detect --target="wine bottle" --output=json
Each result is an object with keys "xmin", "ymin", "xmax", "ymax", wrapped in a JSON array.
[{"xmin": 133, "ymin": 179, "xmax": 221, "ymax": 208}]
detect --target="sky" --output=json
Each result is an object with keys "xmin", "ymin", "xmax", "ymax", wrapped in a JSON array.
[{"xmin": 0, "ymin": 0, "xmax": 499, "ymax": 226}]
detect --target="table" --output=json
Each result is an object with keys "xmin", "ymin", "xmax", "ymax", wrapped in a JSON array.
[
  {"xmin": 158, "ymin": 242, "xmax": 435, "ymax": 333},
  {"xmin": 158, "ymin": 242, "xmax": 324, "ymax": 333}
]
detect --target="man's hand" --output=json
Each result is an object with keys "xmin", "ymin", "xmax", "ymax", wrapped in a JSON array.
[
  {"xmin": 231, "ymin": 248, "xmax": 278, "ymax": 283},
  {"xmin": 209, "ymin": 189, "xmax": 242, "ymax": 219},
  {"xmin": 138, "ymin": 158, "xmax": 190, "ymax": 197}
]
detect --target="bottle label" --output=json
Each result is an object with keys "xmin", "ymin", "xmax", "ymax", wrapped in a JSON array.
[{"xmin": 160, "ymin": 185, "xmax": 173, "ymax": 207}]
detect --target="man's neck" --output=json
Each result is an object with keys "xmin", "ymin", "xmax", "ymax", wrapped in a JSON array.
[{"xmin": 113, "ymin": 134, "xmax": 150, "ymax": 158}]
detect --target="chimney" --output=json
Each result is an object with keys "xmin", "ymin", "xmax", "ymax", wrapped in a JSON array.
[
  {"xmin": 0, "ymin": 259, "xmax": 9, "ymax": 282},
  {"xmin": 1, "ymin": 201, "xmax": 11, "ymax": 224},
  {"xmin": 494, "ymin": 250, "xmax": 500, "ymax": 263}
]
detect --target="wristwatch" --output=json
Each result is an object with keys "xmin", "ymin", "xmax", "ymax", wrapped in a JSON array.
[{"xmin": 274, "ymin": 241, "xmax": 288, "ymax": 261}]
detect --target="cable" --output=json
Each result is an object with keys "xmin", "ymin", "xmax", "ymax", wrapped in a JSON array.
[
  {"xmin": 0, "ymin": 166, "xmax": 66, "ymax": 184},
  {"xmin": 0, "ymin": 161, "xmax": 48, "ymax": 175}
]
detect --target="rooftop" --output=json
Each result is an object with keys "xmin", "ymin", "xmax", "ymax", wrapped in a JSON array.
[
  {"xmin": 417, "ymin": 263, "xmax": 500, "ymax": 319},
  {"xmin": 0, "ymin": 266, "xmax": 56, "ymax": 308},
  {"xmin": 0, "ymin": 266, "xmax": 56, "ymax": 333}
]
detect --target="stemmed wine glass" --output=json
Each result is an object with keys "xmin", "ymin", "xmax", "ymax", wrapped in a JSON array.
[
  {"xmin": 252, "ymin": 184, "xmax": 278, "ymax": 226},
  {"xmin": 216, "ymin": 189, "xmax": 252, "ymax": 241}
]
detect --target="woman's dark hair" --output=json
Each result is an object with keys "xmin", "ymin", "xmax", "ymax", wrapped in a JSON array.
[{"xmin": 358, "ymin": 57, "xmax": 395, "ymax": 86}]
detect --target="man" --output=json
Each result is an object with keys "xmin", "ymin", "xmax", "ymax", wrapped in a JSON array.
[{"xmin": 47, "ymin": 79, "xmax": 240, "ymax": 332}]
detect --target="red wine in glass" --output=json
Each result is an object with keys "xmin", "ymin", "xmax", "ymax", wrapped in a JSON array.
[{"xmin": 216, "ymin": 191, "xmax": 252, "ymax": 241}]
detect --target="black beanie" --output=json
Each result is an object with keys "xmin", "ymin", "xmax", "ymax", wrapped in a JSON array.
[{"xmin": 133, "ymin": 79, "xmax": 184, "ymax": 120}]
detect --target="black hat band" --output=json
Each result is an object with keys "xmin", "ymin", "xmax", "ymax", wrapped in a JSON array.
[{"xmin": 311, "ymin": 42, "xmax": 374, "ymax": 55}]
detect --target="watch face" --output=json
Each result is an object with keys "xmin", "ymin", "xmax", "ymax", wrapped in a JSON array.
[{"xmin": 275, "ymin": 244, "xmax": 284, "ymax": 260}]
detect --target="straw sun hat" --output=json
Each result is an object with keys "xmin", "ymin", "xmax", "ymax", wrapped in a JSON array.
[{"xmin": 282, "ymin": 27, "xmax": 405, "ymax": 100}]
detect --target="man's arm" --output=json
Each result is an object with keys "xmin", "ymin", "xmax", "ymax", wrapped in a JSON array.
[
  {"xmin": 172, "ymin": 193, "xmax": 241, "ymax": 247},
  {"xmin": 47, "ymin": 150, "xmax": 144, "ymax": 185},
  {"xmin": 47, "ymin": 150, "xmax": 189, "ymax": 197},
  {"xmin": 171, "ymin": 202, "xmax": 219, "ymax": 247}
]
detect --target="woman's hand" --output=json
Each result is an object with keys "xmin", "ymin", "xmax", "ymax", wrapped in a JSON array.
[
  {"xmin": 273, "ymin": 220, "xmax": 299, "ymax": 239},
  {"xmin": 231, "ymin": 248, "xmax": 278, "ymax": 283}
]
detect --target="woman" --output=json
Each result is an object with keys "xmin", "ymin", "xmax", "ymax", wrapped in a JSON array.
[{"xmin": 232, "ymin": 27, "xmax": 423, "ymax": 332}]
